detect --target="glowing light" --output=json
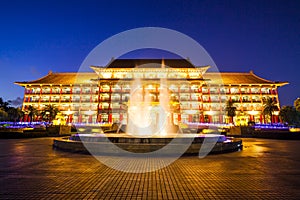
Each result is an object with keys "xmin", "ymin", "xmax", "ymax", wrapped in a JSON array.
[
  {"xmin": 185, "ymin": 110, "xmax": 198, "ymax": 114},
  {"xmin": 289, "ymin": 127, "xmax": 300, "ymax": 132},
  {"xmin": 248, "ymin": 110, "xmax": 259, "ymax": 115},
  {"xmin": 205, "ymin": 110, "xmax": 217, "ymax": 115}
]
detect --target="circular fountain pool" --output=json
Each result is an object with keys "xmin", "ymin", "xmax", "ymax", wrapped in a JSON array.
[{"xmin": 53, "ymin": 133, "xmax": 242, "ymax": 155}]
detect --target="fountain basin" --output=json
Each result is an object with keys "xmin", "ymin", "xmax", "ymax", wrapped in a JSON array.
[{"xmin": 53, "ymin": 133, "xmax": 242, "ymax": 155}]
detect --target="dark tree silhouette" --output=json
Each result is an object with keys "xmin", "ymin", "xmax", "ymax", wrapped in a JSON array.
[
  {"xmin": 41, "ymin": 105, "xmax": 59, "ymax": 122},
  {"xmin": 263, "ymin": 97, "xmax": 278, "ymax": 123},
  {"xmin": 225, "ymin": 100, "xmax": 236, "ymax": 123},
  {"xmin": 294, "ymin": 98, "xmax": 300, "ymax": 112}
]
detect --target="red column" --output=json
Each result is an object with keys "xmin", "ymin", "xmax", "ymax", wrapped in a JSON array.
[
  {"xmin": 24, "ymin": 114, "xmax": 28, "ymax": 122},
  {"xmin": 272, "ymin": 115, "xmax": 277, "ymax": 123},
  {"xmin": 209, "ymin": 115, "xmax": 212, "ymax": 123},
  {"xmin": 219, "ymin": 115, "xmax": 223, "ymax": 123},
  {"xmin": 97, "ymin": 114, "xmax": 102, "ymax": 123},
  {"xmin": 27, "ymin": 88, "xmax": 31, "ymax": 103},
  {"xmin": 259, "ymin": 114, "xmax": 262, "ymax": 123},
  {"xmin": 108, "ymin": 114, "xmax": 112, "ymax": 123},
  {"xmin": 49, "ymin": 87, "xmax": 52, "ymax": 102},
  {"xmin": 70, "ymin": 86, "xmax": 72, "ymax": 102},
  {"xmin": 177, "ymin": 114, "xmax": 181, "ymax": 122},
  {"xmin": 188, "ymin": 115, "xmax": 193, "ymax": 123},
  {"xmin": 90, "ymin": 86, "xmax": 92, "ymax": 103},
  {"xmin": 59, "ymin": 86, "xmax": 62, "ymax": 104}
]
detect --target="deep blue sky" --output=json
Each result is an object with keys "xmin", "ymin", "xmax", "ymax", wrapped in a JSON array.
[{"xmin": 0, "ymin": 0, "xmax": 299, "ymax": 106}]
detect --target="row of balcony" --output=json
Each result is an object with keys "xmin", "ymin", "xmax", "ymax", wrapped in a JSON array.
[
  {"xmin": 26, "ymin": 93, "xmax": 277, "ymax": 99},
  {"xmin": 95, "ymin": 107, "xmax": 264, "ymax": 112},
  {"xmin": 25, "ymin": 91, "xmax": 99, "ymax": 95},
  {"xmin": 25, "ymin": 98, "xmax": 269, "ymax": 104},
  {"xmin": 25, "ymin": 89, "xmax": 277, "ymax": 94}
]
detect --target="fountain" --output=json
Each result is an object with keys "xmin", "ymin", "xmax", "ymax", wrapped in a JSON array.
[{"xmin": 53, "ymin": 61, "xmax": 242, "ymax": 156}]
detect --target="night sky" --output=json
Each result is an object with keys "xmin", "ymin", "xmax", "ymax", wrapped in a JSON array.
[{"xmin": 0, "ymin": 0, "xmax": 299, "ymax": 106}]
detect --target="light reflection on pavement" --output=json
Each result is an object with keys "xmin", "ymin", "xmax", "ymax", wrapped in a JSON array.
[{"xmin": 0, "ymin": 137, "xmax": 299, "ymax": 199}]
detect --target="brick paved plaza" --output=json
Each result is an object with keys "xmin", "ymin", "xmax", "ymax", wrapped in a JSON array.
[{"xmin": 0, "ymin": 137, "xmax": 299, "ymax": 199}]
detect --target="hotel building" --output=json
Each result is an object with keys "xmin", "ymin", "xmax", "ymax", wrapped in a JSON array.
[{"xmin": 15, "ymin": 59, "xmax": 288, "ymax": 125}]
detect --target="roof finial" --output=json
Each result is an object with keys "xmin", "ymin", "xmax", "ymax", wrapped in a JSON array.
[
  {"xmin": 48, "ymin": 70, "xmax": 53, "ymax": 74},
  {"xmin": 250, "ymin": 70, "xmax": 254, "ymax": 74}
]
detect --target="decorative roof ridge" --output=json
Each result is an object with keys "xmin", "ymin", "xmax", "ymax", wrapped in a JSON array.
[
  {"xmin": 249, "ymin": 71, "xmax": 289, "ymax": 86},
  {"xmin": 205, "ymin": 71, "xmax": 252, "ymax": 75},
  {"xmin": 248, "ymin": 70, "xmax": 274, "ymax": 83},
  {"xmin": 14, "ymin": 71, "xmax": 97, "ymax": 85},
  {"xmin": 14, "ymin": 72, "xmax": 53, "ymax": 85},
  {"xmin": 205, "ymin": 71, "xmax": 289, "ymax": 86},
  {"xmin": 49, "ymin": 71, "xmax": 95, "ymax": 75}
]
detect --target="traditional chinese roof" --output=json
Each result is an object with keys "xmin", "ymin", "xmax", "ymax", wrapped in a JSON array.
[
  {"xmin": 204, "ymin": 71, "xmax": 289, "ymax": 86},
  {"xmin": 15, "ymin": 72, "xmax": 98, "ymax": 86},
  {"xmin": 15, "ymin": 70, "xmax": 288, "ymax": 87},
  {"xmin": 98, "ymin": 59, "xmax": 196, "ymax": 68}
]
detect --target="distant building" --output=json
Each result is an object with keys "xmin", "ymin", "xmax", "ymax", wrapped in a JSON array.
[{"xmin": 15, "ymin": 59, "xmax": 288, "ymax": 125}]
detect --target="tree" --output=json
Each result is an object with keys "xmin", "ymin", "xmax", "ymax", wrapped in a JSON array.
[
  {"xmin": 24, "ymin": 105, "xmax": 38, "ymax": 123},
  {"xmin": 0, "ymin": 108, "xmax": 8, "ymax": 121},
  {"xmin": 279, "ymin": 106, "xmax": 300, "ymax": 126},
  {"xmin": 294, "ymin": 98, "xmax": 300, "ymax": 112},
  {"xmin": 263, "ymin": 97, "xmax": 279, "ymax": 123},
  {"xmin": 7, "ymin": 107, "xmax": 23, "ymax": 122},
  {"xmin": 225, "ymin": 100, "xmax": 236, "ymax": 123},
  {"xmin": 0, "ymin": 97, "xmax": 9, "ymax": 112},
  {"xmin": 41, "ymin": 105, "xmax": 59, "ymax": 122}
]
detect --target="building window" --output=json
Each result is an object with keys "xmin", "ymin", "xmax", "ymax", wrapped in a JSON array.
[
  {"xmin": 211, "ymin": 95, "xmax": 219, "ymax": 102},
  {"xmin": 261, "ymin": 87, "xmax": 270, "ymax": 94},
  {"xmin": 169, "ymin": 84, "xmax": 178, "ymax": 92},
  {"xmin": 242, "ymin": 96, "xmax": 250, "ymax": 102},
  {"xmin": 230, "ymin": 87, "xmax": 239, "ymax": 94},
  {"xmin": 231, "ymin": 96, "xmax": 240, "ymax": 102},
  {"xmin": 219, "ymin": 87, "xmax": 228, "ymax": 94},
  {"xmin": 220, "ymin": 95, "xmax": 227, "ymax": 102},
  {"xmin": 112, "ymin": 85, "xmax": 121, "ymax": 92},
  {"xmin": 202, "ymin": 87, "xmax": 208, "ymax": 94},
  {"xmin": 252, "ymin": 96, "xmax": 260, "ymax": 102},
  {"xmin": 42, "ymin": 87, "xmax": 51, "ymax": 94},
  {"xmin": 251, "ymin": 87, "xmax": 259, "ymax": 94},
  {"xmin": 210, "ymin": 87, "xmax": 218, "ymax": 94},
  {"xmin": 73, "ymin": 87, "xmax": 81, "ymax": 94},
  {"xmin": 101, "ymin": 85, "xmax": 110, "ymax": 92},
  {"xmin": 180, "ymin": 85, "xmax": 189, "ymax": 92},
  {"xmin": 240, "ymin": 88, "xmax": 248, "ymax": 94},
  {"xmin": 32, "ymin": 88, "xmax": 41, "ymax": 94}
]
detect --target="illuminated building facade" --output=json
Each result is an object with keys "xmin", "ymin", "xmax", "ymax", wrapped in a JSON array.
[{"xmin": 15, "ymin": 59, "xmax": 288, "ymax": 125}]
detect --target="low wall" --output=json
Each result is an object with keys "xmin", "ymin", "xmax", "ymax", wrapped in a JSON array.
[
  {"xmin": 47, "ymin": 125, "xmax": 71, "ymax": 135},
  {"xmin": 53, "ymin": 137, "xmax": 242, "ymax": 155},
  {"xmin": 228, "ymin": 126, "xmax": 300, "ymax": 140},
  {"xmin": 0, "ymin": 125, "xmax": 72, "ymax": 139}
]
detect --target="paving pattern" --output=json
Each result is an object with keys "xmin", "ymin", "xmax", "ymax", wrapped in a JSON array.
[{"xmin": 0, "ymin": 137, "xmax": 300, "ymax": 199}]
